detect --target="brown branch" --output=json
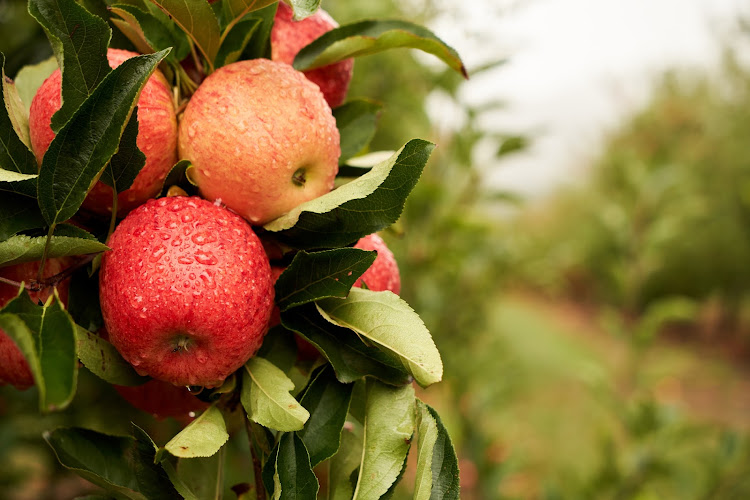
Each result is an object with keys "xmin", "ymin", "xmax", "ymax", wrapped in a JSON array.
[
  {"xmin": 244, "ymin": 417, "xmax": 267, "ymax": 500},
  {"xmin": 1, "ymin": 254, "xmax": 98, "ymax": 294}
]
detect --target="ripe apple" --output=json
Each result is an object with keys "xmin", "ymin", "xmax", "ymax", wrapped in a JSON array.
[
  {"xmin": 178, "ymin": 58, "xmax": 340, "ymax": 226},
  {"xmin": 0, "ymin": 260, "xmax": 70, "ymax": 390},
  {"xmin": 29, "ymin": 48, "xmax": 178, "ymax": 217},
  {"xmin": 99, "ymin": 196, "xmax": 274, "ymax": 388},
  {"xmin": 114, "ymin": 379, "xmax": 210, "ymax": 421},
  {"xmin": 271, "ymin": 1, "xmax": 354, "ymax": 108},
  {"xmin": 353, "ymin": 233, "xmax": 401, "ymax": 294}
]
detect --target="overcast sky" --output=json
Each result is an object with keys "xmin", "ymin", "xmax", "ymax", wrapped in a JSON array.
[{"xmin": 424, "ymin": 0, "xmax": 749, "ymax": 198}]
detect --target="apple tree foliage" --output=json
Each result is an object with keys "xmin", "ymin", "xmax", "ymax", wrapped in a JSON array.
[{"xmin": 0, "ymin": 0, "xmax": 467, "ymax": 497}]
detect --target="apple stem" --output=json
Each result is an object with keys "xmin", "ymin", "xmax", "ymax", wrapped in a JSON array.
[
  {"xmin": 244, "ymin": 416, "xmax": 267, "ymax": 500},
  {"xmin": 189, "ymin": 40, "xmax": 206, "ymax": 78}
]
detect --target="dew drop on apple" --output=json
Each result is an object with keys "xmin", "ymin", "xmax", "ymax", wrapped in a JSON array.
[
  {"xmin": 191, "ymin": 232, "xmax": 216, "ymax": 246},
  {"xmin": 178, "ymin": 256, "xmax": 192, "ymax": 265},
  {"xmin": 200, "ymin": 271, "xmax": 216, "ymax": 289},
  {"xmin": 195, "ymin": 251, "xmax": 218, "ymax": 266},
  {"xmin": 171, "ymin": 236, "xmax": 182, "ymax": 247},
  {"xmin": 181, "ymin": 213, "xmax": 193, "ymax": 223},
  {"xmin": 149, "ymin": 245, "xmax": 167, "ymax": 262},
  {"xmin": 197, "ymin": 354, "xmax": 208, "ymax": 364},
  {"xmin": 167, "ymin": 221, "xmax": 178, "ymax": 229}
]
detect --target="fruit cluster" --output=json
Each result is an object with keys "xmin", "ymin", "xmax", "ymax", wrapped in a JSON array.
[
  {"xmin": 1, "ymin": 3, "xmax": 401, "ymax": 418},
  {"xmin": 1, "ymin": 1, "xmax": 464, "ymax": 497}
]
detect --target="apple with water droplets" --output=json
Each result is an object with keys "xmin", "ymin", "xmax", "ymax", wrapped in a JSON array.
[
  {"xmin": 271, "ymin": 1, "xmax": 354, "ymax": 108},
  {"xmin": 99, "ymin": 196, "xmax": 274, "ymax": 388},
  {"xmin": 353, "ymin": 233, "xmax": 401, "ymax": 294},
  {"xmin": 178, "ymin": 58, "xmax": 340, "ymax": 226},
  {"xmin": 28, "ymin": 48, "xmax": 178, "ymax": 217}
]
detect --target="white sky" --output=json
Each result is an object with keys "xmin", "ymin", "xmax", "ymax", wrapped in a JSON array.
[{"xmin": 424, "ymin": 0, "xmax": 750, "ymax": 198}]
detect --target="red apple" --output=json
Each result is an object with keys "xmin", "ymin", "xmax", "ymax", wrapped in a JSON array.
[
  {"xmin": 99, "ymin": 196, "xmax": 274, "ymax": 388},
  {"xmin": 178, "ymin": 59, "xmax": 340, "ymax": 226},
  {"xmin": 29, "ymin": 48, "xmax": 178, "ymax": 217},
  {"xmin": 353, "ymin": 233, "xmax": 401, "ymax": 294},
  {"xmin": 271, "ymin": 1, "xmax": 354, "ymax": 108},
  {"xmin": 0, "ymin": 260, "xmax": 70, "ymax": 390},
  {"xmin": 114, "ymin": 379, "xmax": 210, "ymax": 421}
]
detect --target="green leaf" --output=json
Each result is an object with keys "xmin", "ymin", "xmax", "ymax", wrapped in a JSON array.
[
  {"xmin": 215, "ymin": 17, "xmax": 262, "ymax": 68},
  {"xmin": 13, "ymin": 56, "xmax": 58, "ymax": 113},
  {"xmin": 159, "ymin": 159, "xmax": 198, "ymax": 197},
  {"xmin": 264, "ymin": 139, "xmax": 434, "ymax": 250},
  {"xmin": 241, "ymin": 357, "xmax": 310, "ymax": 432},
  {"xmin": 414, "ymin": 402, "xmax": 460, "ymax": 500},
  {"xmin": 2, "ymin": 291, "xmax": 78, "ymax": 412},
  {"xmin": 297, "ymin": 365, "xmax": 354, "ymax": 466},
  {"xmin": 28, "ymin": 0, "xmax": 112, "ymax": 132},
  {"xmin": 1, "ymin": 54, "xmax": 37, "ymax": 176},
  {"xmin": 287, "ymin": 0, "xmax": 320, "ymax": 21},
  {"xmin": 0, "ymin": 194, "xmax": 46, "ymax": 242},
  {"xmin": 173, "ymin": 448, "xmax": 225, "ymax": 500},
  {"xmin": 275, "ymin": 248, "xmax": 376, "ymax": 311},
  {"xmin": 111, "ymin": 18, "xmax": 154, "ymax": 57},
  {"xmin": 280, "ymin": 304, "xmax": 411, "ymax": 386},
  {"xmin": 0, "ymin": 170, "xmax": 37, "ymax": 182},
  {"xmin": 497, "ymin": 135, "xmax": 528, "ymax": 157},
  {"xmin": 37, "ymin": 49, "xmax": 170, "ymax": 226},
  {"xmin": 272, "ymin": 432, "xmax": 319, "ymax": 500},
  {"xmin": 163, "ymin": 405, "xmax": 229, "ymax": 459},
  {"xmin": 293, "ymin": 20, "xmax": 467, "ymax": 78},
  {"xmin": 262, "ymin": 440, "xmax": 280, "ymax": 497},
  {"xmin": 100, "ymin": 113, "xmax": 145, "ymax": 193},
  {"xmin": 0, "ymin": 169, "xmax": 37, "ymax": 198},
  {"xmin": 381, "ymin": 453, "xmax": 409, "ymax": 500},
  {"xmin": 257, "ymin": 325, "xmax": 298, "ymax": 374},
  {"xmin": 318, "ymin": 288, "xmax": 443, "ymax": 387},
  {"xmin": 110, "ymin": 3, "xmax": 191, "ymax": 63},
  {"xmin": 149, "ymin": 0, "xmax": 221, "ymax": 71},
  {"xmin": 221, "ymin": 0, "xmax": 278, "ymax": 22},
  {"xmin": 0, "ymin": 232, "xmax": 108, "ymax": 267},
  {"xmin": 132, "ymin": 425, "xmax": 182, "ymax": 500},
  {"xmin": 327, "ymin": 422, "xmax": 363, "ymax": 500},
  {"xmin": 161, "ymin": 458, "xmax": 201, "ymax": 500},
  {"xmin": 3, "ymin": 64, "xmax": 32, "ymax": 149},
  {"xmin": 333, "ymin": 99, "xmax": 382, "ymax": 164},
  {"xmin": 351, "ymin": 381, "xmax": 415, "ymax": 500},
  {"xmin": 44, "ymin": 427, "xmax": 145, "ymax": 499},
  {"xmin": 236, "ymin": 3, "xmax": 277, "ymax": 60},
  {"xmin": 76, "ymin": 326, "xmax": 149, "ymax": 386}
]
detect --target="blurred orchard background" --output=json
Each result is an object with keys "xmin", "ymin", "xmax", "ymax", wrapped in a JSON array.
[{"xmin": 4, "ymin": 0, "xmax": 750, "ymax": 498}]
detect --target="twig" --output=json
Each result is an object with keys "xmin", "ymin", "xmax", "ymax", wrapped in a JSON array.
[
  {"xmin": 244, "ymin": 417, "xmax": 267, "ymax": 500},
  {"xmin": 1, "ymin": 254, "xmax": 97, "ymax": 293}
]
